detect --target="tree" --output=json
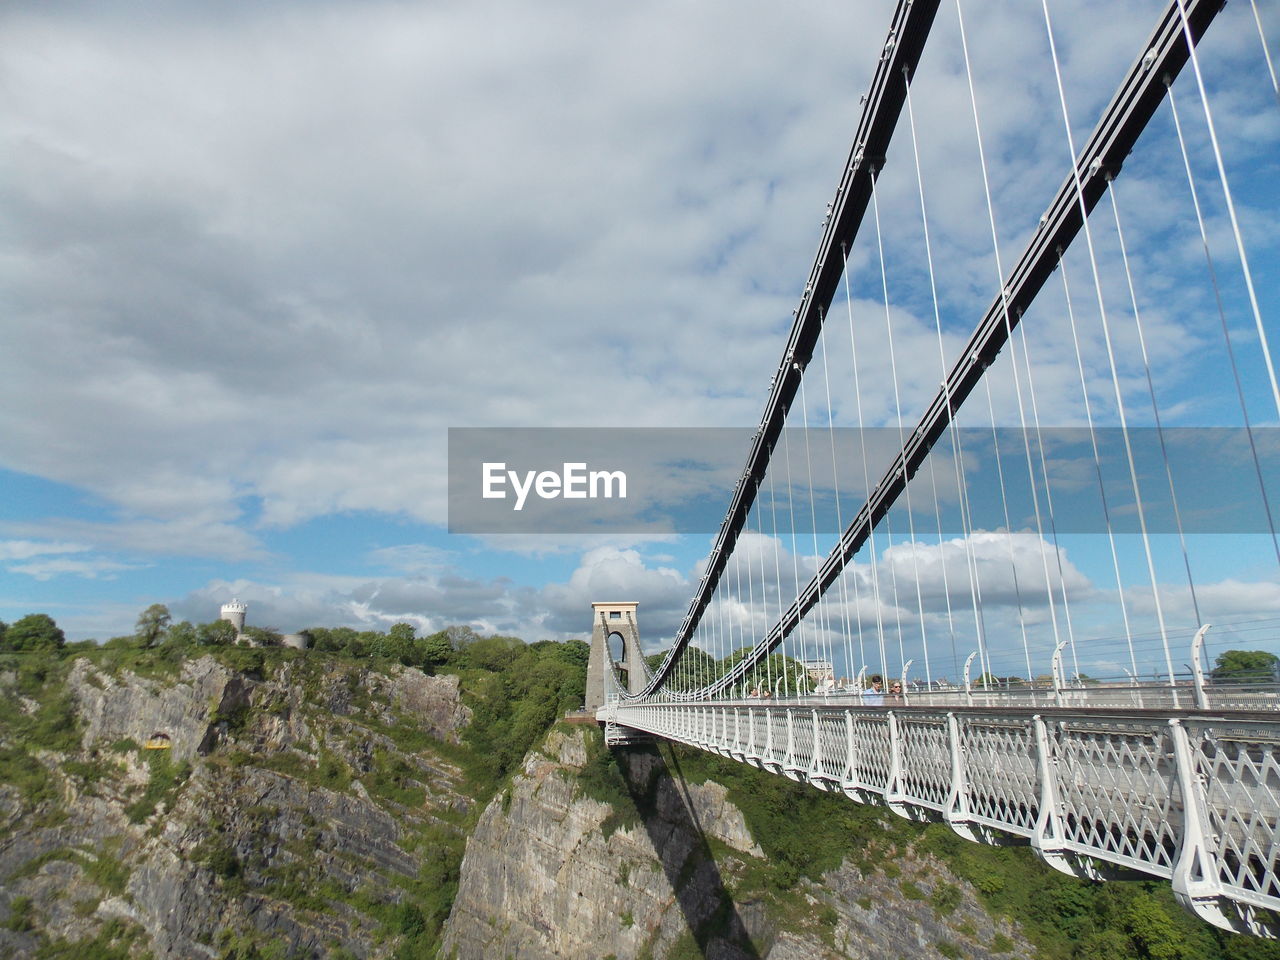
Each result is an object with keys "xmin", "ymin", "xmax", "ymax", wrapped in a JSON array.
[
  {"xmin": 305, "ymin": 626, "xmax": 360, "ymax": 654},
  {"xmin": 465, "ymin": 633, "xmax": 524, "ymax": 672},
  {"xmin": 6, "ymin": 613, "xmax": 65, "ymax": 652},
  {"xmin": 372, "ymin": 623, "xmax": 416, "ymax": 663},
  {"xmin": 1211, "ymin": 649, "xmax": 1280, "ymax": 682},
  {"xmin": 197, "ymin": 619, "xmax": 238, "ymax": 646},
  {"xmin": 135, "ymin": 603, "xmax": 172, "ymax": 648},
  {"xmin": 445, "ymin": 624, "xmax": 482, "ymax": 650},
  {"xmin": 556, "ymin": 638, "xmax": 590, "ymax": 670},
  {"xmin": 243, "ymin": 626, "xmax": 282, "ymax": 647},
  {"xmin": 166, "ymin": 620, "xmax": 197, "ymax": 646},
  {"xmin": 416, "ymin": 631, "xmax": 453, "ymax": 671}
]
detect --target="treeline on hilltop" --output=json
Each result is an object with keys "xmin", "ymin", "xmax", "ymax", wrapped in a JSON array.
[
  {"xmin": 1, "ymin": 606, "xmax": 584, "ymax": 679},
  {"xmin": 0, "ymin": 607, "xmax": 591, "ymax": 802}
]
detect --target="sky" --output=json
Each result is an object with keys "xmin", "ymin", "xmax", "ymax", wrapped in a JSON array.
[{"xmin": 3, "ymin": 0, "xmax": 1278, "ymax": 681}]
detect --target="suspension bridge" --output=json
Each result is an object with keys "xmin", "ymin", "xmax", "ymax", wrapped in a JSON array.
[{"xmin": 594, "ymin": 0, "xmax": 1280, "ymax": 938}]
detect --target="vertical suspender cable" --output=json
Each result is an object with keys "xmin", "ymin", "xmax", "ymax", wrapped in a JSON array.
[
  {"xmin": 1174, "ymin": 0, "xmax": 1280, "ymax": 421},
  {"xmin": 1249, "ymin": 0, "xmax": 1280, "ymax": 104},
  {"xmin": 783, "ymin": 417, "xmax": 805, "ymax": 682},
  {"xmin": 871, "ymin": 171, "xmax": 933, "ymax": 684},
  {"xmin": 903, "ymin": 68, "xmax": 984, "ymax": 685},
  {"xmin": 1041, "ymin": 0, "xmax": 1178, "ymax": 690},
  {"xmin": 957, "ymin": 0, "xmax": 1065, "ymax": 678},
  {"xmin": 820, "ymin": 325, "xmax": 857, "ymax": 684},
  {"xmin": 1106, "ymin": 179, "xmax": 1202, "ymax": 626},
  {"xmin": 1166, "ymin": 80, "xmax": 1280, "ymax": 568},
  {"xmin": 843, "ymin": 244, "xmax": 891, "ymax": 682},
  {"xmin": 768, "ymin": 463, "xmax": 788, "ymax": 695},
  {"xmin": 1013, "ymin": 320, "xmax": 1081, "ymax": 679},
  {"xmin": 799, "ymin": 370, "xmax": 835, "ymax": 682},
  {"xmin": 1058, "ymin": 253, "xmax": 1138, "ymax": 677},
  {"xmin": 982, "ymin": 373, "xmax": 1035, "ymax": 682}
]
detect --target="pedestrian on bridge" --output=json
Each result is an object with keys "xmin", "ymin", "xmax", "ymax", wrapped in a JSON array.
[{"xmin": 863, "ymin": 675, "xmax": 884, "ymax": 705}]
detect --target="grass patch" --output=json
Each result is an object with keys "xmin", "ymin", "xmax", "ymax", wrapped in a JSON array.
[
  {"xmin": 62, "ymin": 757, "xmax": 124, "ymax": 795},
  {"xmin": 124, "ymin": 750, "xmax": 191, "ymax": 824},
  {"xmin": 8, "ymin": 842, "xmax": 129, "ymax": 897},
  {"xmin": 4, "ymin": 895, "xmax": 34, "ymax": 932},
  {"xmin": 32, "ymin": 918, "xmax": 149, "ymax": 960},
  {"xmin": 0, "ymin": 746, "xmax": 57, "ymax": 805},
  {"xmin": 931, "ymin": 882, "xmax": 962, "ymax": 917},
  {"xmin": 363, "ymin": 748, "xmax": 426, "ymax": 808},
  {"xmin": 900, "ymin": 879, "xmax": 926, "ymax": 900}
]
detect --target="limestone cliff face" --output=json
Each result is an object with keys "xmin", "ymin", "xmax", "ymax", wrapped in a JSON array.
[
  {"xmin": 442, "ymin": 727, "xmax": 1037, "ymax": 960},
  {"xmin": 443, "ymin": 727, "xmax": 767, "ymax": 960},
  {"xmin": 3, "ymin": 653, "xmax": 1043, "ymax": 960},
  {"xmin": 68, "ymin": 655, "xmax": 253, "ymax": 761},
  {"xmin": 0, "ymin": 654, "xmax": 472, "ymax": 959}
]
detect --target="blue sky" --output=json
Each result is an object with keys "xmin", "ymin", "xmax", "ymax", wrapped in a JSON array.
[{"xmin": 2, "ymin": 0, "xmax": 1278, "ymax": 682}]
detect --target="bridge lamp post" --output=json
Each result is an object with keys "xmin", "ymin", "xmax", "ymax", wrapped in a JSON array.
[{"xmin": 963, "ymin": 651, "xmax": 978, "ymax": 706}]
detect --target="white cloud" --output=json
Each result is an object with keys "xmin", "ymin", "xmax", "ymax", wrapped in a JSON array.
[
  {"xmin": 365, "ymin": 544, "xmax": 454, "ymax": 575},
  {"xmin": 8, "ymin": 0, "xmax": 1254, "ymax": 535},
  {"xmin": 0, "ymin": 539, "xmax": 142, "ymax": 582},
  {"xmin": 1, "ymin": 0, "xmax": 1275, "ymax": 655},
  {"xmin": 167, "ymin": 542, "xmax": 692, "ymax": 644},
  {"xmin": 2, "ymin": 516, "xmax": 267, "ymax": 563},
  {"xmin": 7, "ymin": 557, "xmax": 143, "ymax": 582},
  {"xmin": 1125, "ymin": 576, "xmax": 1280, "ymax": 624},
  {"xmin": 0, "ymin": 540, "xmax": 91, "ymax": 561}
]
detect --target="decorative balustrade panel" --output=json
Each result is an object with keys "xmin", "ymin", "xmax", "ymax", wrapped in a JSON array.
[
  {"xmin": 1191, "ymin": 719, "xmax": 1280, "ymax": 911},
  {"xmin": 960, "ymin": 718, "xmax": 1039, "ymax": 837},
  {"xmin": 896, "ymin": 714, "xmax": 951, "ymax": 811},
  {"xmin": 1052, "ymin": 718, "xmax": 1183, "ymax": 877},
  {"xmin": 815, "ymin": 712, "xmax": 848, "ymax": 783}
]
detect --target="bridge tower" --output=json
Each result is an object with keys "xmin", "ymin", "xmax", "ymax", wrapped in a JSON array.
[{"xmin": 586, "ymin": 601, "xmax": 644, "ymax": 711}]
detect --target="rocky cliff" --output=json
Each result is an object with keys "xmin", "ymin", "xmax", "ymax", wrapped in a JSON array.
[
  {"xmin": 442, "ymin": 726, "xmax": 1036, "ymax": 960},
  {"xmin": 4, "ymin": 647, "xmax": 1167, "ymax": 960},
  {"xmin": 0, "ymin": 651, "xmax": 472, "ymax": 959}
]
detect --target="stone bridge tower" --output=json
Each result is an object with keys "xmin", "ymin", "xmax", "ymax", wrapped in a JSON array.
[{"xmin": 585, "ymin": 601, "xmax": 644, "ymax": 712}]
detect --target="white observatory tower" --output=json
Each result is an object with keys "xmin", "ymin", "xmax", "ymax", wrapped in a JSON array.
[{"xmin": 219, "ymin": 598, "xmax": 247, "ymax": 633}]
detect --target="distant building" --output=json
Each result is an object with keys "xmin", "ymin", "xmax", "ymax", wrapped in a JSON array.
[
  {"xmin": 801, "ymin": 658, "xmax": 834, "ymax": 683},
  {"xmin": 219, "ymin": 599, "xmax": 247, "ymax": 634}
]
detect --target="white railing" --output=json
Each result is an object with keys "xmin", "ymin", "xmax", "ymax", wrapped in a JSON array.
[{"xmin": 599, "ymin": 698, "xmax": 1280, "ymax": 938}]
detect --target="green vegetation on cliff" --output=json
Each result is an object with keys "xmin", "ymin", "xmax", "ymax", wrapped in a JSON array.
[{"xmin": 0, "ymin": 613, "xmax": 589, "ymax": 960}]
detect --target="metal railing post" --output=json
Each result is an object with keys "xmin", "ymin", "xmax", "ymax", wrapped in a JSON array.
[
  {"xmin": 943, "ymin": 712, "xmax": 976, "ymax": 839},
  {"xmin": 1169, "ymin": 718, "xmax": 1232, "ymax": 931},
  {"xmin": 808, "ymin": 709, "xmax": 823, "ymax": 782},
  {"xmin": 842, "ymin": 711, "xmax": 861, "ymax": 799},
  {"xmin": 886, "ymin": 711, "xmax": 907, "ymax": 817},
  {"xmin": 1030, "ymin": 715, "xmax": 1079, "ymax": 877}
]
